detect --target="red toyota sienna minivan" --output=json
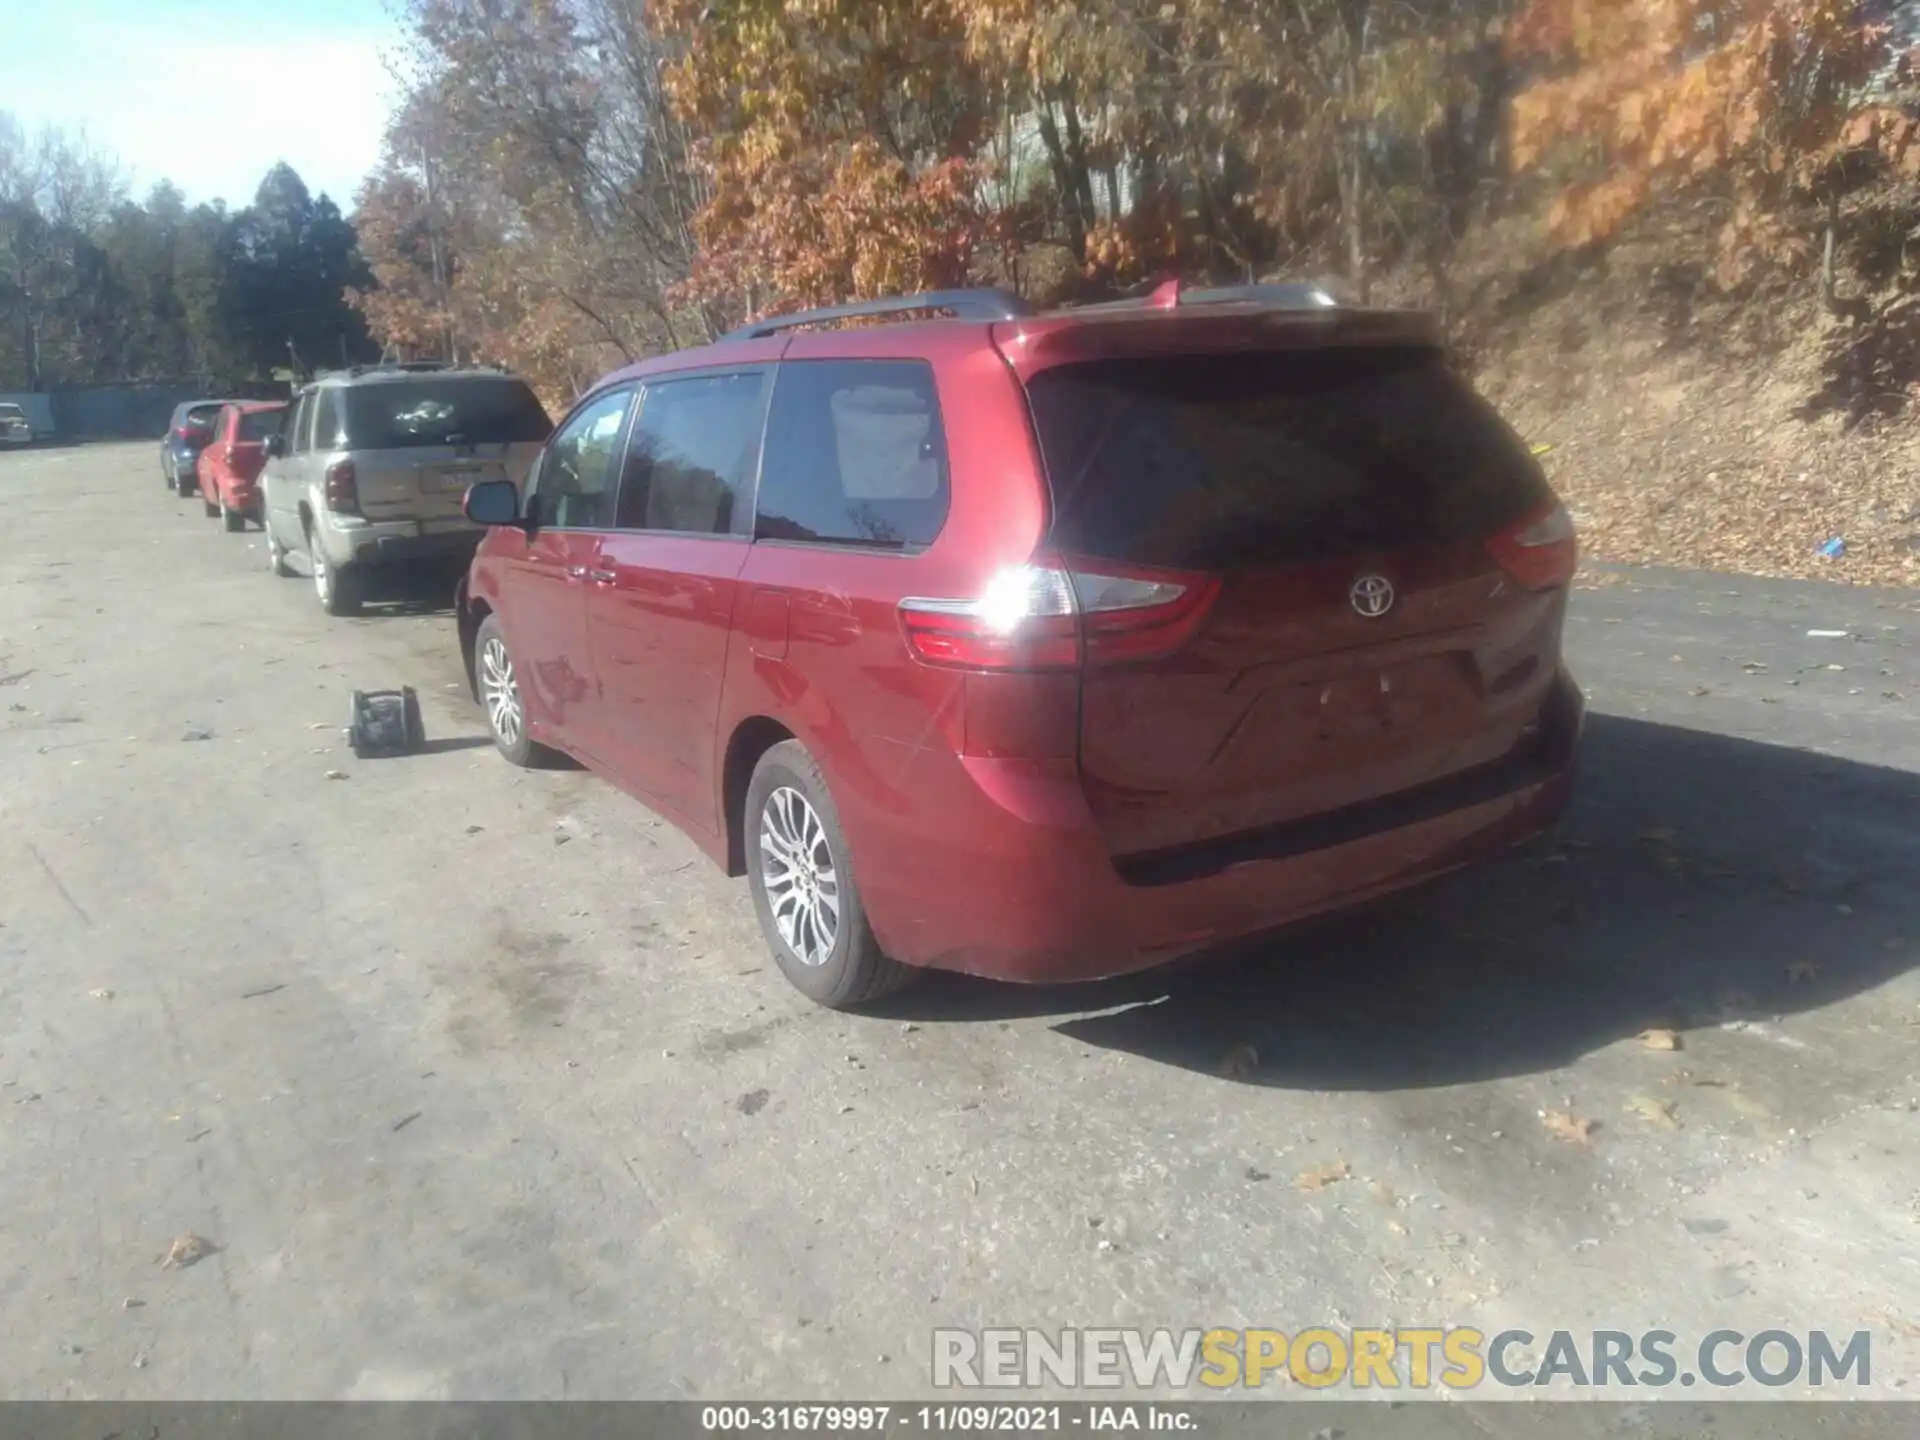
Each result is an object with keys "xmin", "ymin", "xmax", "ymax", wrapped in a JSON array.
[{"xmin": 456, "ymin": 283, "xmax": 1582, "ymax": 1008}]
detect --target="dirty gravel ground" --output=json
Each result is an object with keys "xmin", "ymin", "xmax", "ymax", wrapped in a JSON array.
[{"xmin": 2, "ymin": 443, "xmax": 1918, "ymax": 1405}]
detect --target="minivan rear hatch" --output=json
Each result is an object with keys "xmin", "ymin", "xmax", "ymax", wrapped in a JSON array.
[{"xmin": 1009, "ymin": 331, "xmax": 1572, "ymax": 866}]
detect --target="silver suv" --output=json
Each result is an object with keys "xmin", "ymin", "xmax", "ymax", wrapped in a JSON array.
[{"xmin": 260, "ymin": 362, "xmax": 552, "ymax": 615}]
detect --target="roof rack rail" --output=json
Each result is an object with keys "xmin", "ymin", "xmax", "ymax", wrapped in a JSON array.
[
  {"xmin": 721, "ymin": 288, "xmax": 1034, "ymax": 342},
  {"xmin": 1066, "ymin": 280, "xmax": 1343, "ymax": 315},
  {"xmin": 339, "ymin": 359, "xmax": 462, "ymax": 378}
]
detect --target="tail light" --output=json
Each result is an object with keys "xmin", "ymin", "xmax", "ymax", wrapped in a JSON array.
[
  {"xmin": 899, "ymin": 556, "xmax": 1219, "ymax": 671},
  {"xmin": 324, "ymin": 458, "xmax": 360, "ymax": 515},
  {"xmin": 1487, "ymin": 503, "xmax": 1577, "ymax": 590}
]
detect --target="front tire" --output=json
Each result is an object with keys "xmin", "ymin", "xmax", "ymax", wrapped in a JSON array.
[
  {"xmin": 266, "ymin": 526, "xmax": 294, "ymax": 577},
  {"xmin": 744, "ymin": 740, "xmax": 914, "ymax": 1009},
  {"xmin": 474, "ymin": 614, "xmax": 560, "ymax": 768},
  {"xmin": 220, "ymin": 496, "xmax": 244, "ymax": 532}
]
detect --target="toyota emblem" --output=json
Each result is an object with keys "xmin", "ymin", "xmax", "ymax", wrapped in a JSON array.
[{"xmin": 1350, "ymin": 573, "xmax": 1395, "ymax": 618}]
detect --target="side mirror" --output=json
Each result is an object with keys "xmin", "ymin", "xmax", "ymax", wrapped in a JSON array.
[
  {"xmin": 264, "ymin": 434, "xmax": 286, "ymax": 459},
  {"xmin": 464, "ymin": 478, "xmax": 522, "ymax": 527}
]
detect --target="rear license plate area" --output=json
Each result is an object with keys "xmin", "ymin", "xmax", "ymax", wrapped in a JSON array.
[{"xmin": 424, "ymin": 465, "xmax": 484, "ymax": 494}]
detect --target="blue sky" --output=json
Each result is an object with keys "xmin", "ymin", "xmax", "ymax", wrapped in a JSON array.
[{"xmin": 5, "ymin": 0, "xmax": 402, "ymax": 210}]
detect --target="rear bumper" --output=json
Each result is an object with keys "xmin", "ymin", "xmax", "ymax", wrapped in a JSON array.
[
  {"xmin": 859, "ymin": 668, "xmax": 1584, "ymax": 984},
  {"xmin": 319, "ymin": 518, "xmax": 482, "ymax": 570}
]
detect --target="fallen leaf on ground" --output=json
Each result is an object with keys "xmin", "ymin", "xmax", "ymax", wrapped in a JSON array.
[
  {"xmin": 1542, "ymin": 1110, "xmax": 1598, "ymax": 1146},
  {"xmin": 1639, "ymin": 1028, "xmax": 1682, "ymax": 1051},
  {"xmin": 1297, "ymin": 1160, "xmax": 1352, "ymax": 1191},
  {"xmin": 160, "ymin": 1235, "xmax": 217, "ymax": 1269},
  {"xmin": 323, "ymin": 770, "xmax": 347, "ymax": 781},
  {"xmin": 1628, "ymin": 1096, "xmax": 1680, "ymax": 1129},
  {"xmin": 88, "ymin": 988, "xmax": 114, "ymax": 1001},
  {"xmin": 1219, "ymin": 1044, "xmax": 1259, "ymax": 1080},
  {"xmin": 1787, "ymin": 960, "xmax": 1819, "ymax": 983}
]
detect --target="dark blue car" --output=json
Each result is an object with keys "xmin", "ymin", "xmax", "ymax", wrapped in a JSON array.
[{"xmin": 161, "ymin": 400, "xmax": 229, "ymax": 496}]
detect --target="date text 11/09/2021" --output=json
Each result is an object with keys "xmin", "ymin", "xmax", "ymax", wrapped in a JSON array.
[{"xmin": 701, "ymin": 1406, "xmax": 1195, "ymax": 1432}]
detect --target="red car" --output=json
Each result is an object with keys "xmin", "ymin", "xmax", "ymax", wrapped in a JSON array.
[
  {"xmin": 456, "ymin": 283, "xmax": 1582, "ymax": 1007},
  {"xmin": 198, "ymin": 401, "xmax": 287, "ymax": 531}
]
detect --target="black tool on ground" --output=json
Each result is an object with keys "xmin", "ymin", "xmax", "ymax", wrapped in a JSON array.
[{"xmin": 346, "ymin": 687, "xmax": 425, "ymax": 758}]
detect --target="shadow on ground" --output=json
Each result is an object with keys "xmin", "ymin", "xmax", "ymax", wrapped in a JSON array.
[
  {"xmin": 874, "ymin": 714, "xmax": 1920, "ymax": 1089},
  {"xmin": 353, "ymin": 562, "xmax": 468, "ymax": 618},
  {"xmin": 352, "ymin": 734, "xmax": 494, "ymax": 760}
]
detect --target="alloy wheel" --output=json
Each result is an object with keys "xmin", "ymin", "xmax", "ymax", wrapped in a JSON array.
[
  {"xmin": 758, "ymin": 786, "xmax": 840, "ymax": 967},
  {"xmin": 479, "ymin": 635, "xmax": 523, "ymax": 748}
]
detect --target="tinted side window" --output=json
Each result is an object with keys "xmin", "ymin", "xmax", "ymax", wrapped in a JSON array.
[
  {"xmin": 616, "ymin": 371, "xmax": 768, "ymax": 535},
  {"xmin": 238, "ymin": 408, "xmax": 283, "ymax": 442},
  {"xmin": 312, "ymin": 390, "xmax": 345, "ymax": 451},
  {"xmin": 288, "ymin": 393, "xmax": 312, "ymax": 454},
  {"xmin": 529, "ymin": 388, "xmax": 632, "ymax": 530},
  {"xmin": 754, "ymin": 360, "xmax": 949, "ymax": 549}
]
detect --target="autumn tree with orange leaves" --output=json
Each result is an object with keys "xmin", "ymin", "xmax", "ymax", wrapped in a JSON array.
[
  {"xmin": 650, "ymin": 0, "xmax": 994, "ymax": 315},
  {"xmin": 1509, "ymin": 0, "xmax": 1909, "ymax": 292}
]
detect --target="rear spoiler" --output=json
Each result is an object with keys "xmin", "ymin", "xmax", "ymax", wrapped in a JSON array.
[{"xmin": 992, "ymin": 305, "xmax": 1443, "ymax": 375}]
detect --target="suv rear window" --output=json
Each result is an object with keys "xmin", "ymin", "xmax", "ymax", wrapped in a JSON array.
[
  {"xmin": 1025, "ymin": 347, "xmax": 1551, "ymax": 570},
  {"xmin": 237, "ymin": 409, "xmax": 283, "ymax": 442},
  {"xmin": 342, "ymin": 377, "xmax": 552, "ymax": 450}
]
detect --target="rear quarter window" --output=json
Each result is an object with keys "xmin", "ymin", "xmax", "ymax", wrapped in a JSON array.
[
  {"xmin": 753, "ymin": 360, "xmax": 950, "ymax": 550},
  {"xmin": 1026, "ymin": 347, "xmax": 1552, "ymax": 570}
]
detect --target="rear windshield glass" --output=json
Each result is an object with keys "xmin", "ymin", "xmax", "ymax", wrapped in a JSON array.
[
  {"xmin": 1025, "ymin": 347, "xmax": 1551, "ymax": 570},
  {"xmin": 0, "ymin": 404, "xmax": 23, "ymax": 419},
  {"xmin": 237, "ymin": 409, "xmax": 283, "ymax": 442},
  {"xmin": 185, "ymin": 404, "xmax": 222, "ymax": 427},
  {"xmin": 342, "ymin": 378, "xmax": 552, "ymax": 450}
]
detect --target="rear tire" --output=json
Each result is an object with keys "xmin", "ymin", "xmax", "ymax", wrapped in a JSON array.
[
  {"xmin": 175, "ymin": 468, "xmax": 196, "ymax": 498},
  {"xmin": 220, "ymin": 496, "xmax": 244, "ymax": 532},
  {"xmin": 202, "ymin": 491, "xmax": 219, "ymax": 518},
  {"xmin": 744, "ymin": 740, "xmax": 914, "ymax": 1009},
  {"xmin": 309, "ymin": 529, "xmax": 362, "ymax": 617}
]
